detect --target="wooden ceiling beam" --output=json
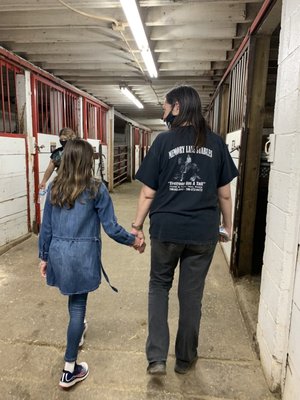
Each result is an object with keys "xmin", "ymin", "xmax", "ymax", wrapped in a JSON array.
[{"xmin": 146, "ymin": 3, "xmax": 246, "ymax": 25}]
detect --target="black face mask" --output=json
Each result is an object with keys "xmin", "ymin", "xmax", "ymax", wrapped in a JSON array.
[
  {"xmin": 163, "ymin": 110, "xmax": 176, "ymax": 128},
  {"xmin": 60, "ymin": 140, "xmax": 67, "ymax": 147}
]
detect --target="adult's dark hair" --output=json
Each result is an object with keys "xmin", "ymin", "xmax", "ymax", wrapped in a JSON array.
[
  {"xmin": 51, "ymin": 139, "xmax": 99, "ymax": 208},
  {"xmin": 166, "ymin": 85, "xmax": 207, "ymax": 148}
]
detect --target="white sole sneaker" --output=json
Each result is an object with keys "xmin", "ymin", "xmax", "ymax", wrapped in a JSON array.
[{"xmin": 59, "ymin": 361, "xmax": 89, "ymax": 388}]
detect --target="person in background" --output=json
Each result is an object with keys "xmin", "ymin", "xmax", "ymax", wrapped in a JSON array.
[
  {"xmin": 39, "ymin": 127, "xmax": 77, "ymax": 190},
  {"xmin": 39, "ymin": 139, "xmax": 142, "ymax": 389},
  {"xmin": 131, "ymin": 85, "xmax": 238, "ymax": 376}
]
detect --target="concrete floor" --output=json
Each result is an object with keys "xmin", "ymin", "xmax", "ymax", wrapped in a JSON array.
[{"xmin": 0, "ymin": 181, "xmax": 280, "ymax": 400}]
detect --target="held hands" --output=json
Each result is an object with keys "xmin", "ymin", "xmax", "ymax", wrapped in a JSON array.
[
  {"xmin": 132, "ymin": 236, "xmax": 146, "ymax": 253},
  {"xmin": 39, "ymin": 260, "xmax": 47, "ymax": 277}
]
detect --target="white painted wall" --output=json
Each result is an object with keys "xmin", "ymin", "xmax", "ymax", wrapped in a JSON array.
[
  {"xmin": 17, "ymin": 70, "xmax": 35, "ymax": 228},
  {"xmin": 100, "ymin": 144, "xmax": 108, "ymax": 183},
  {"xmin": 86, "ymin": 138, "xmax": 108, "ymax": 182},
  {"xmin": 134, "ymin": 145, "xmax": 140, "ymax": 175},
  {"xmin": 222, "ymin": 130, "xmax": 241, "ymax": 262},
  {"xmin": 0, "ymin": 136, "xmax": 28, "ymax": 246},
  {"xmin": 0, "ymin": 69, "xmax": 33, "ymax": 247},
  {"xmin": 38, "ymin": 136, "xmax": 109, "ymax": 209},
  {"xmin": 284, "ymin": 247, "xmax": 300, "ymax": 399},
  {"xmin": 37, "ymin": 133, "xmax": 61, "ymax": 215},
  {"xmin": 257, "ymin": 0, "xmax": 300, "ymax": 397}
]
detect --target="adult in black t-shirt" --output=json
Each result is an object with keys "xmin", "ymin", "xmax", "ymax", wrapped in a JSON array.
[{"xmin": 132, "ymin": 86, "xmax": 238, "ymax": 376}]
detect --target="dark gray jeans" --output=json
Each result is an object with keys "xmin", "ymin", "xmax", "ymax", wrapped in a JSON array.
[{"xmin": 146, "ymin": 239, "xmax": 216, "ymax": 365}]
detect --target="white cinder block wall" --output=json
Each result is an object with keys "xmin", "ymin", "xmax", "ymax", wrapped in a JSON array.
[{"xmin": 257, "ymin": 0, "xmax": 300, "ymax": 397}]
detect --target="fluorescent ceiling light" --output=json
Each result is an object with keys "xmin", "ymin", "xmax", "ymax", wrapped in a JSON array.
[
  {"xmin": 120, "ymin": 86, "xmax": 144, "ymax": 109},
  {"xmin": 120, "ymin": 0, "xmax": 158, "ymax": 78},
  {"xmin": 141, "ymin": 48, "xmax": 157, "ymax": 79}
]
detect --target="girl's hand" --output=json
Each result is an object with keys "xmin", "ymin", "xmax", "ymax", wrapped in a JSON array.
[
  {"xmin": 137, "ymin": 242, "xmax": 146, "ymax": 253},
  {"xmin": 40, "ymin": 260, "xmax": 47, "ymax": 278},
  {"xmin": 133, "ymin": 236, "xmax": 146, "ymax": 253}
]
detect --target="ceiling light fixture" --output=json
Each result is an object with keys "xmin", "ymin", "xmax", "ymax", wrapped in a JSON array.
[
  {"xmin": 120, "ymin": 0, "xmax": 158, "ymax": 78},
  {"xmin": 120, "ymin": 86, "xmax": 144, "ymax": 109}
]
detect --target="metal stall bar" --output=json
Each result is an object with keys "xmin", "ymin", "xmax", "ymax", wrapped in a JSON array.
[
  {"xmin": 113, "ymin": 145, "xmax": 128, "ymax": 187},
  {"xmin": 5, "ymin": 65, "xmax": 12, "ymax": 132},
  {"xmin": 227, "ymin": 48, "xmax": 249, "ymax": 133},
  {"xmin": 0, "ymin": 62, "xmax": 5, "ymax": 132}
]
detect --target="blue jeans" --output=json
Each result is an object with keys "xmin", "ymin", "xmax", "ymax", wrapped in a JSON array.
[
  {"xmin": 64, "ymin": 293, "xmax": 88, "ymax": 362},
  {"xmin": 146, "ymin": 239, "xmax": 216, "ymax": 365}
]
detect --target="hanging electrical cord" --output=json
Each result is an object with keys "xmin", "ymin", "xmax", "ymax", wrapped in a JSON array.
[
  {"xmin": 57, "ymin": 0, "xmax": 161, "ymax": 107},
  {"xmin": 57, "ymin": 0, "xmax": 145, "ymax": 75}
]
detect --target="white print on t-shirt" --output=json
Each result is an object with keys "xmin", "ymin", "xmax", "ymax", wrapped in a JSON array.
[
  {"xmin": 168, "ymin": 151, "xmax": 208, "ymax": 192},
  {"xmin": 169, "ymin": 180, "xmax": 206, "ymax": 192},
  {"xmin": 168, "ymin": 145, "xmax": 212, "ymax": 159}
]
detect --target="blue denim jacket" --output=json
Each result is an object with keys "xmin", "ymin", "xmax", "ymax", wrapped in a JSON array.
[{"xmin": 39, "ymin": 183, "xmax": 135, "ymax": 295}]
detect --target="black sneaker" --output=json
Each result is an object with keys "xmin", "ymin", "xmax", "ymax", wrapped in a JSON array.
[
  {"xmin": 147, "ymin": 361, "xmax": 166, "ymax": 375},
  {"xmin": 59, "ymin": 362, "xmax": 89, "ymax": 388},
  {"xmin": 174, "ymin": 356, "xmax": 198, "ymax": 374}
]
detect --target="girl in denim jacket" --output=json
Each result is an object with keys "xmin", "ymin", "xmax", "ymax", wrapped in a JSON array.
[{"xmin": 39, "ymin": 139, "xmax": 141, "ymax": 389}]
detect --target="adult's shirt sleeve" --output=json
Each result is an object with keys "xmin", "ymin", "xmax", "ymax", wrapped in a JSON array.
[
  {"xmin": 217, "ymin": 140, "xmax": 239, "ymax": 187},
  {"xmin": 50, "ymin": 147, "xmax": 63, "ymax": 168},
  {"xmin": 135, "ymin": 138, "xmax": 160, "ymax": 190}
]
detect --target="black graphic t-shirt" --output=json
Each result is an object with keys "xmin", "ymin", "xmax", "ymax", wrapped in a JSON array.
[
  {"xmin": 50, "ymin": 146, "xmax": 64, "ymax": 169},
  {"xmin": 135, "ymin": 126, "xmax": 238, "ymax": 244}
]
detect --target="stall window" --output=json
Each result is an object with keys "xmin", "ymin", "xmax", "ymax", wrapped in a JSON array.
[
  {"xmin": 32, "ymin": 76, "xmax": 78, "ymax": 135},
  {"xmin": 0, "ymin": 61, "xmax": 22, "ymax": 133},
  {"xmin": 84, "ymin": 98, "xmax": 107, "ymax": 143}
]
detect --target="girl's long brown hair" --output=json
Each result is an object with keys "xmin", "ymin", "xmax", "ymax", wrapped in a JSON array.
[{"xmin": 51, "ymin": 139, "xmax": 99, "ymax": 208}]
